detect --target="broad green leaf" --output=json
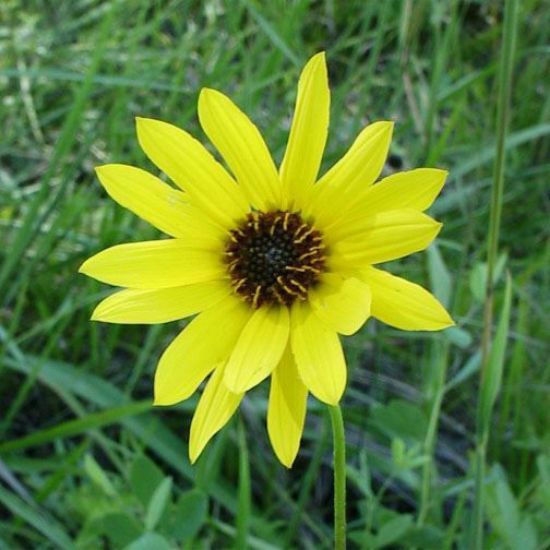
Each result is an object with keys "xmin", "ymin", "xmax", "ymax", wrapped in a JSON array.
[
  {"xmin": 126, "ymin": 532, "xmax": 172, "ymax": 550},
  {"xmin": 129, "ymin": 455, "xmax": 164, "ymax": 508},
  {"xmin": 92, "ymin": 512, "xmax": 142, "ymax": 548},
  {"xmin": 405, "ymin": 525, "xmax": 445, "ymax": 548},
  {"xmin": 536, "ymin": 455, "xmax": 550, "ymax": 508},
  {"xmin": 485, "ymin": 466, "xmax": 537, "ymax": 549},
  {"xmin": 516, "ymin": 518, "xmax": 537, "ymax": 550},
  {"xmin": 369, "ymin": 400, "xmax": 428, "ymax": 442},
  {"xmin": 374, "ymin": 514, "xmax": 413, "ymax": 548},
  {"xmin": 168, "ymin": 490, "xmax": 208, "ymax": 541}
]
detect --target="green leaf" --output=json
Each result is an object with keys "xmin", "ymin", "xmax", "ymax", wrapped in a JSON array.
[
  {"xmin": 168, "ymin": 490, "xmax": 209, "ymax": 541},
  {"xmin": 145, "ymin": 477, "xmax": 172, "ymax": 531},
  {"xmin": 493, "ymin": 475, "xmax": 519, "ymax": 534},
  {"xmin": 469, "ymin": 255, "xmax": 507, "ymax": 303},
  {"xmin": 369, "ymin": 400, "xmax": 428, "ymax": 443},
  {"xmin": 405, "ymin": 525, "xmax": 445, "ymax": 548},
  {"xmin": 346, "ymin": 449, "xmax": 372, "ymax": 498},
  {"xmin": 374, "ymin": 514, "xmax": 413, "ymax": 548},
  {"xmin": 516, "ymin": 518, "xmax": 537, "ymax": 550},
  {"xmin": 391, "ymin": 438, "xmax": 406, "ymax": 467},
  {"xmin": 84, "ymin": 454, "xmax": 116, "ymax": 497},
  {"xmin": 469, "ymin": 262, "xmax": 486, "ymax": 303},
  {"xmin": 446, "ymin": 351, "xmax": 482, "ymax": 390},
  {"xmin": 92, "ymin": 512, "xmax": 142, "ymax": 548},
  {"xmin": 536, "ymin": 455, "xmax": 550, "ymax": 509},
  {"xmin": 444, "ymin": 326, "xmax": 472, "ymax": 349},
  {"xmin": 126, "ymin": 532, "xmax": 172, "ymax": 550},
  {"xmin": 129, "ymin": 455, "xmax": 164, "ymax": 508},
  {"xmin": 427, "ymin": 244, "xmax": 452, "ymax": 308}
]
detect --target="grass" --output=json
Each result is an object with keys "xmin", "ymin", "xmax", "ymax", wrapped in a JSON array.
[
  {"xmin": 1, "ymin": 0, "xmax": 549, "ymax": 548},
  {"xmin": 472, "ymin": 0, "xmax": 519, "ymax": 546}
]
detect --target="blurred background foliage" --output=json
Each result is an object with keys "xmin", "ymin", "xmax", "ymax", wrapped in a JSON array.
[{"xmin": 0, "ymin": 0, "xmax": 549, "ymax": 548}]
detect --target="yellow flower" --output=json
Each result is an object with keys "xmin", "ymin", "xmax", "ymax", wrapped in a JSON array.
[{"xmin": 80, "ymin": 52, "xmax": 453, "ymax": 467}]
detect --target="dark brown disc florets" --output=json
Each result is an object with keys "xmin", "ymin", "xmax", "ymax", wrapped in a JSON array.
[{"xmin": 225, "ymin": 211, "xmax": 326, "ymax": 308}]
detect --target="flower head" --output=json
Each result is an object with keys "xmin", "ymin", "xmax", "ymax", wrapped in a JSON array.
[{"xmin": 80, "ymin": 52, "xmax": 453, "ymax": 467}]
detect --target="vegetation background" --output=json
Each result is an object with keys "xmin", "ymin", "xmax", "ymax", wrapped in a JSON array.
[{"xmin": 1, "ymin": 0, "xmax": 549, "ymax": 548}]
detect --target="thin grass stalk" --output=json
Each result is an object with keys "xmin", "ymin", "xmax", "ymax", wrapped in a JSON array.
[{"xmin": 472, "ymin": 0, "xmax": 519, "ymax": 547}]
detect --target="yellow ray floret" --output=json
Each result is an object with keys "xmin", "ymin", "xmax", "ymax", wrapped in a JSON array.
[{"xmin": 267, "ymin": 345, "xmax": 308, "ymax": 468}]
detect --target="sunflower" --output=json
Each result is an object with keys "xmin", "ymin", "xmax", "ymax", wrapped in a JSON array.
[{"xmin": 80, "ymin": 52, "xmax": 453, "ymax": 467}]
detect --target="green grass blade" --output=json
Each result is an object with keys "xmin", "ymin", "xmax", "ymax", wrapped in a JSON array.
[
  {"xmin": 0, "ymin": 485, "xmax": 73, "ymax": 549},
  {"xmin": 0, "ymin": 401, "xmax": 151, "ymax": 454},
  {"xmin": 479, "ymin": 274, "xmax": 513, "ymax": 436},
  {"xmin": 472, "ymin": 0, "xmax": 519, "ymax": 545}
]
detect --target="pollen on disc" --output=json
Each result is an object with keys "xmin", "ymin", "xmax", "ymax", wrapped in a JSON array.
[{"xmin": 225, "ymin": 211, "xmax": 326, "ymax": 308}]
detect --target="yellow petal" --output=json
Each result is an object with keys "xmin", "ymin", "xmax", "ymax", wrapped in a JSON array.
[
  {"xmin": 135, "ymin": 117, "xmax": 248, "ymax": 228},
  {"xmin": 154, "ymin": 295, "xmax": 250, "ymax": 406},
  {"xmin": 307, "ymin": 121, "xmax": 394, "ymax": 225},
  {"xmin": 95, "ymin": 164, "xmax": 189, "ymax": 238},
  {"xmin": 95, "ymin": 164, "xmax": 223, "ymax": 247},
  {"xmin": 79, "ymin": 240, "xmax": 225, "ymax": 289},
  {"xmin": 224, "ymin": 306, "xmax": 289, "ymax": 393},
  {"xmin": 331, "ymin": 168, "xmax": 448, "ymax": 236},
  {"xmin": 359, "ymin": 266, "xmax": 454, "ymax": 331},
  {"xmin": 290, "ymin": 301, "xmax": 346, "ymax": 405},
  {"xmin": 310, "ymin": 274, "xmax": 371, "ymax": 335},
  {"xmin": 320, "ymin": 120, "xmax": 393, "ymax": 190},
  {"xmin": 267, "ymin": 345, "xmax": 307, "ymax": 468},
  {"xmin": 198, "ymin": 88, "xmax": 281, "ymax": 210},
  {"xmin": 170, "ymin": 204, "xmax": 228, "ymax": 251},
  {"xmin": 362, "ymin": 168, "xmax": 447, "ymax": 213},
  {"xmin": 332, "ymin": 210, "xmax": 442, "ymax": 266},
  {"xmin": 91, "ymin": 280, "xmax": 231, "ymax": 324},
  {"xmin": 280, "ymin": 52, "xmax": 330, "ymax": 209},
  {"xmin": 189, "ymin": 364, "xmax": 243, "ymax": 464}
]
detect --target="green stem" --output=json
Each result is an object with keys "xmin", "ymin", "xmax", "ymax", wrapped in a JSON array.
[
  {"xmin": 328, "ymin": 405, "xmax": 346, "ymax": 550},
  {"xmin": 472, "ymin": 0, "xmax": 518, "ymax": 547}
]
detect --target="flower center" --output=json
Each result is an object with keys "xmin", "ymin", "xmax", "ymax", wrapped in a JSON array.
[{"xmin": 225, "ymin": 211, "xmax": 326, "ymax": 308}]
